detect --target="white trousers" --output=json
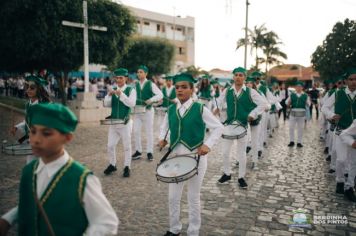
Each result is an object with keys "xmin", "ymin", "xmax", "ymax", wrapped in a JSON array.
[
  {"xmin": 169, "ymin": 145, "xmax": 207, "ymax": 236},
  {"xmin": 335, "ymin": 135, "xmax": 356, "ymax": 189},
  {"xmin": 250, "ymin": 124, "xmax": 261, "ymax": 163},
  {"xmin": 107, "ymin": 121, "xmax": 132, "ymax": 167},
  {"xmin": 222, "ymin": 135, "xmax": 248, "ymax": 178},
  {"xmin": 330, "ymin": 131, "xmax": 337, "ymax": 170},
  {"xmin": 257, "ymin": 112, "xmax": 268, "ymax": 151},
  {"xmin": 289, "ymin": 115, "xmax": 305, "ymax": 143},
  {"xmin": 133, "ymin": 108, "xmax": 154, "ymax": 153}
]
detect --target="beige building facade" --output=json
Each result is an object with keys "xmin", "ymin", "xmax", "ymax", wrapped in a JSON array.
[{"xmin": 127, "ymin": 6, "xmax": 195, "ymax": 73}]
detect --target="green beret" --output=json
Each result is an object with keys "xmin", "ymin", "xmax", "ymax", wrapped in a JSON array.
[
  {"xmin": 259, "ymin": 80, "xmax": 267, "ymax": 86},
  {"xmin": 173, "ymin": 73, "xmax": 197, "ymax": 84},
  {"xmin": 113, "ymin": 68, "xmax": 128, "ymax": 77},
  {"xmin": 334, "ymin": 75, "xmax": 344, "ymax": 83},
  {"xmin": 163, "ymin": 75, "xmax": 174, "ymax": 80},
  {"xmin": 245, "ymin": 76, "xmax": 256, "ymax": 83},
  {"xmin": 138, "ymin": 65, "xmax": 149, "ymax": 73},
  {"xmin": 28, "ymin": 103, "xmax": 78, "ymax": 134},
  {"xmin": 346, "ymin": 67, "xmax": 356, "ymax": 78},
  {"xmin": 251, "ymin": 71, "xmax": 263, "ymax": 78},
  {"xmin": 224, "ymin": 81, "xmax": 232, "ymax": 88},
  {"xmin": 295, "ymin": 81, "xmax": 304, "ymax": 87},
  {"xmin": 232, "ymin": 67, "xmax": 247, "ymax": 75},
  {"xmin": 26, "ymin": 75, "xmax": 48, "ymax": 86},
  {"xmin": 210, "ymin": 79, "xmax": 219, "ymax": 85}
]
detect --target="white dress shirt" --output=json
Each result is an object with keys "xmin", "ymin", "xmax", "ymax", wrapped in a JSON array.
[
  {"xmin": 216, "ymin": 85, "xmax": 268, "ymax": 119},
  {"xmin": 164, "ymin": 86, "xmax": 179, "ymax": 104},
  {"xmin": 103, "ymin": 84, "xmax": 137, "ymax": 108},
  {"xmin": 340, "ymin": 119, "xmax": 356, "ymax": 147},
  {"xmin": 16, "ymin": 99, "xmax": 39, "ymax": 133},
  {"xmin": 137, "ymin": 78, "xmax": 163, "ymax": 103},
  {"xmin": 159, "ymin": 98, "xmax": 223, "ymax": 150},
  {"xmin": 321, "ymin": 87, "xmax": 356, "ymax": 120},
  {"xmin": 1, "ymin": 151, "xmax": 119, "ymax": 236}
]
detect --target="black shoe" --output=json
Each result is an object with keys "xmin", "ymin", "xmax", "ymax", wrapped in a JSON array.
[
  {"xmin": 326, "ymin": 155, "xmax": 331, "ymax": 162},
  {"xmin": 344, "ymin": 188, "xmax": 356, "ymax": 202},
  {"xmin": 258, "ymin": 150, "xmax": 262, "ymax": 158},
  {"xmin": 269, "ymin": 134, "xmax": 273, "ymax": 138},
  {"xmin": 263, "ymin": 142, "xmax": 267, "ymax": 147},
  {"xmin": 336, "ymin": 182, "xmax": 345, "ymax": 194},
  {"xmin": 345, "ymin": 173, "xmax": 349, "ymax": 178},
  {"xmin": 246, "ymin": 146, "xmax": 251, "ymax": 154},
  {"xmin": 103, "ymin": 164, "xmax": 117, "ymax": 175},
  {"xmin": 218, "ymin": 174, "xmax": 231, "ymax": 184},
  {"xmin": 164, "ymin": 231, "xmax": 180, "ymax": 236},
  {"xmin": 147, "ymin": 153, "xmax": 154, "ymax": 161},
  {"xmin": 235, "ymin": 161, "xmax": 239, "ymax": 166},
  {"xmin": 288, "ymin": 142, "xmax": 295, "ymax": 147},
  {"xmin": 328, "ymin": 169, "xmax": 335, "ymax": 174},
  {"xmin": 324, "ymin": 147, "xmax": 329, "ymax": 154},
  {"xmin": 132, "ymin": 151, "xmax": 142, "ymax": 160},
  {"xmin": 297, "ymin": 143, "xmax": 303, "ymax": 148},
  {"xmin": 123, "ymin": 166, "xmax": 130, "ymax": 177},
  {"xmin": 238, "ymin": 178, "xmax": 248, "ymax": 189}
]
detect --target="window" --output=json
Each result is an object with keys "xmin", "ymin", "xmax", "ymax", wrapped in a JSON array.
[
  {"xmin": 136, "ymin": 20, "xmax": 141, "ymax": 24},
  {"xmin": 178, "ymin": 47, "xmax": 185, "ymax": 55},
  {"xmin": 157, "ymin": 24, "xmax": 161, "ymax": 31},
  {"xmin": 144, "ymin": 21, "xmax": 150, "ymax": 26}
]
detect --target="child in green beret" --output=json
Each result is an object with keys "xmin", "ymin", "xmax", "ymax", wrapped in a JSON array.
[{"xmin": 0, "ymin": 103, "xmax": 119, "ymax": 236}]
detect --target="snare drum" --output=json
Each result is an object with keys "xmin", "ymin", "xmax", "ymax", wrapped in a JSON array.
[
  {"xmin": 2, "ymin": 143, "xmax": 32, "ymax": 155},
  {"xmin": 132, "ymin": 105, "xmax": 146, "ymax": 114},
  {"xmin": 100, "ymin": 119, "xmax": 126, "ymax": 125},
  {"xmin": 156, "ymin": 154, "xmax": 199, "ymax": 183},
  {"xmin": 249, "ymin": 115, "xmax": 262, "ymax": 126},
  {"xmin": 290, "ymin": 108, "xmax": 306, "ymax": 117},
  {"xmin": 222, "ymin": 122, "xmax": 247, "ymax": 139}
]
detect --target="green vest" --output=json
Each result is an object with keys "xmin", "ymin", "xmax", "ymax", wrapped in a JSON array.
[
  {"xmin": 168, "ymin": 102, "xmax": 206, "ymax": 151},
  {"xmin": 111, "ymin": 86, "xmax": 132, "ymax": 122},
  {"xmin": 258, "ymin": 85, "xmax": 267, "ymax": 96},
  {"xmin": 135, "ymin": 80, "xmax": 154, "ymax": 109},
  {"xmin": 162, "ymin": 86, "xmax": 176, "ymax": 108},
  {"xmin": 225, "ymin": 87, "xmax": 257, "ymax": 127},
  {"xmin": 291, "ymin": 93, "xmax": 307, "ymax": 109},
  {"xmin": 214, "ymin": 88, "xmax": 220, "ymax": 98},
  {"xmin": 18, "ymin": 158, "xmax": 91, "ymax": 236},
  {"xmin": 335, "ymin": 89, "xmax": 356, "ymax": 129},
  {"xmin": 328, "ymin": 88, "xmax": 336, "ymax": 97},
  {"xmin": 199, "ymin": 85, "xmax": 212, "ymax": 100}
]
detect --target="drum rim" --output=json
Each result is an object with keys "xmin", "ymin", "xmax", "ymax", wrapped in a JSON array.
[
  {"xmin": 100, "ymin": 119, "xmax": 126, "ymax": 125},
  {"xmin": 2, "ymin": 143, "xmax": 33, "ymax": 155},
  {"xmin": 3, "ymin": 143, "xmax": 32, "ymax": 150}
]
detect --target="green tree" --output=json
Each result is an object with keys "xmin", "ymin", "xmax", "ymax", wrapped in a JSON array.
[
  {"xmin": 120, "ymin": 36, "xmax": 175, "ymax": 76},
  {"xmin": 0, "ymin": 0, "xmax": 135, "ymax": 103},
  {"xmin": 311, "ymin": 19, "xmax": 356, "ymax": 80},
  {"xmin": 236, "ymin": 24, "xmax": 267, "ymax": 69},
  {"xmin": 261, "ymin": 31, "xmax": 287, "ymax": 74}
]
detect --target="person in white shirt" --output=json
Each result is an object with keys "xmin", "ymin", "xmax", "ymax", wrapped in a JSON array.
[
  {"xmin": 103, "ymin": 68, "xmax": 137, "ymax": 177},
  {"xmin": 0, "ymin": 103, "xmax": 119, "ymax": 236},
  {"xmin": 286, "ymin": 81, "xmax": 311, "ymax": 147},
  {"xmin": 158, "ymin": 73, "xmax": 223, "ymax": 236},
  {"xmin": 131, "ymin": 65, "xmax": 163, "ymax": 161}
]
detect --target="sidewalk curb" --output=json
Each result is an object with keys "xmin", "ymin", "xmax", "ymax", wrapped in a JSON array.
[{"xmin": 0, "ymin": 102, "xmax": 25, "ymax": 114}]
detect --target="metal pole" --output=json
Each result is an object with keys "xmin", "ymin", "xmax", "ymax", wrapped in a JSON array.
[
  {"xmin": 244, "ymin": 0, "xmax": 249, "ymax": 69},
  {"xmin": 83, "ymin": 0, "xmax": 89, "ymax": 92}
]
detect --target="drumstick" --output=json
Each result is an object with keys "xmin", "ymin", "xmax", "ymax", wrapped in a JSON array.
[
  {"xmin": 159, "ymin": 128, "xmax": 170, "ymax": 152},
  {"xmin": 159, "ymin": 148, "xmax": 172, "ymax": 164}
]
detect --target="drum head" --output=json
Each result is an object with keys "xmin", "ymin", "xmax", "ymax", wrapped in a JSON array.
[
  {"xmin": 157, "ymin": 156, "xmax": 197, "ymax": 178},
  {"xmin": 3, "ymin": 143, "xmax": 32, "ymax": 155}
]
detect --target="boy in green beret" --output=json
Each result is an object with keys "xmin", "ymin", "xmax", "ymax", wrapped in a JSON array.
[
  {"xmin": 158, "ymin": 73, "xmax": 223, "ymax": 236},
  {"xmin": 0, "ymin": 103, "xmax": 119, "ymax": 236},
  {"xmin": 321, "ymin": 69, "xmax": 356, "ymax": 201},
  {"xmin": 286, "ymin": 81, "xmax": 310, "ymax": 147},
  {"xmin": 132, "ymin": 65, "xmax": 163, "ymax": 161},
  {"xmin": 103, "ymin": 68, "xmax": 137, "ymax": 177},
  {"xmin": 11, "ymin": 75, "xmax": 51, "ymax": 164},
  {"xmin": 161, "ymin": 75, "xmax": 177, "ymax": 108}
]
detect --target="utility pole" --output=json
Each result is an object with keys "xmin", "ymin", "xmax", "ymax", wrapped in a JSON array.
[{"xmin": 244, "ymin": 0, "xmax": 250, "ymax": 69}]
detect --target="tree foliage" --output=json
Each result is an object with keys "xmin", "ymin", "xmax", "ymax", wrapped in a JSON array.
[
  {"xmin": 120, "ymin": 36, "xmax": 175, "ymax": 76},
  {"xmin": 311, "ymin": 19, "xmax": 356, "ymax": 80},
  {"xmin": 0, "ymin": 0, "xmax": 136, "ymax": 73}
]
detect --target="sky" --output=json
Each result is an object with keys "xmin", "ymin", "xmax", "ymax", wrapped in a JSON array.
[{"xmin": 118, "ymin": 0, "xmax": 356, "ymax": 71}]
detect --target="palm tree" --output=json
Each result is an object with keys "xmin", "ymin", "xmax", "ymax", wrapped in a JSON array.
[
  {"xmin": 180, "ymin": 65, "xmax": 203, "ymax": 79},
  {"xmin": 261, "ymin": 31, "xmax": 287, "ymax": 74},
  {"xmin": 236, "ymin": 24, "xmax": 267, "ymax": 69}
]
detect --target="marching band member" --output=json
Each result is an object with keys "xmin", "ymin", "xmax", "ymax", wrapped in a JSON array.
[
  {"xmin": 158, "ymin": 73, "xmax": 223, "ymax": 236},
  {"xmin": 161, "ymin": 75, "xmax": 178, "ymax": 108},
  {"xmin": 0, "ymin": 103, "xmax": 118, "ymax": 236},
  {"xmin": 286, "ymin": 81, "xmax": 311, "ymax": 147},
  {"xmin": 11, "ymin": 75, "xmax": 51, "ymax": 164},
  {"xmin": 132, "ymin": 65, "xmax": 163, "ymax": 161},
  {"xmin": 197, "ymin": 75, "xmax": 214, "ymax": 110},
  {"xmin": 215, "ymin": 67, "xmax": 267, "ymax": 187},
  {"xmin": 321, "ymin": 69, "xmax": 356, "ymax": 200},
  {"xmin": 103, "ymin": 68, "xmax": 136, "ymax": 177}
]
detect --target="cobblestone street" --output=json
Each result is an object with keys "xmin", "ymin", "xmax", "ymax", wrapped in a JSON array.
[{"xmin": 1, "ymin": 106, "xmax": 356, "ymax": 236}]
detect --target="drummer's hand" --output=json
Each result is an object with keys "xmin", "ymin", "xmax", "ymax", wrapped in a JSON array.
[
  {"xmin": 352, "ymin": 141, "xmax": 356, "ymax": 149},
  {"xmin": 332, "ymin": 114, "xmax": 341, "ymax": 122},
  {"xmin": 197, "ymin": 144, "xmax": 210, "ymax": 156},
  {"xmin": 115, "ymin": 89, "xmax": 122, "ymax": 96},
  {"xmin": 247, "ymin": 116, "xmax": 254, "ymax": 122},
  {"xmin": 213, "ymin": 108, "xmax": 220, "ymax": 116},
  {"xmin": 108, "ymin": 90, "xmax": 115, "ymax": 96},
  {"xmin": 0, "ymin": 218, "xmax": 11, "ymax": 236},
  {"xmin": 158, "ymin": 140, "xmax": 168, "ymax": 149},
  {"xmin": 145, "ymin": 99, "xmax": 152, "ymax": 105},
  {"xmin": 10, "ymin": 127, "xmax": 17, "ymax": 136}
]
